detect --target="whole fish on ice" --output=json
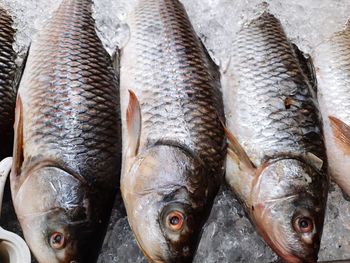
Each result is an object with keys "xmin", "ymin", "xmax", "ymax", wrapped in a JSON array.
[
  {"xmin": 313, "ymin": 21, "xmax": 350, "ymax": 197},
  {"xmin": 120, "ymin": 0, "xmax": 226, "ymax": 262},
  {"xmin": 10, "ymin": 0, "xmax": 121, "ymax": 262},
  {"xmin": 222, "ymin": 12, "xmax": 328, "ymax": 263}
]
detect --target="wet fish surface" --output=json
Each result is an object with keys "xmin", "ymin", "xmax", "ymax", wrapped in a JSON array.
[
  {"xmin": 120, "ymin": 0, "xmax": 225, "ymax": 262},
  {"xmin": 223, "ymin": 12, "xmax": 328, "ymax": 263},
  {"xmin": 313, "ymin": 22, "xmax": 350, "ymax": 197},
  {"xmin": 10, "ymin": 0, "xmax": 121, "ymax": 262},
  {"xmin": 0, "ymin": 7, "xmax": 18, "ymax": 159}
]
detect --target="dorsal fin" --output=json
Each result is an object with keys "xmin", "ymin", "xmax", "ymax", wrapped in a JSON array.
[
  {"xmin": 329, "ymin": 116, "xmax": 350, "ymax": 155},
  {"xmin": 292, "ymin": 43, "xmax": 317, "ymax": 97},
  {"xmin": 126, "ymin": 90, "xmax": 141, "ymax": 157},
  {"xmin": 198, "ymin": 37, "xmax": 220, "ymax": 79},
  {"xmin": 12, "ymin": 95, "xmax": 24, "ymax": 177},
  {"xmin": 222, "ymin": 122, "xmax": 256, "ymax": 172}
]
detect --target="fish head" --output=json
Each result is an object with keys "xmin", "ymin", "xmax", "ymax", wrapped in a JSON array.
[
  {"xmin": 12, "ymin": 166, "xmax": 103, "ymax": 263},
  {"xmin": 122, "ymin": 144, "xmax": 211, "ymax": 263},
  {"xmin": 250, "ymin": 158, "xmax": 327, "ymax": 263}
]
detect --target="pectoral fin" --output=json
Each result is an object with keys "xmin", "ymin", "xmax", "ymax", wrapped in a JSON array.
[
  {"xmin": 126, "ymin": 90, "xmax": 142, "ymax": 157},
  {"xmin": 223, "ymin": 123, "xmax": 256, "ymax": 173},
  {"xmin": 111, "ymin": 47, "xmax": 120, "ymax": 74},
  {"xmin": 12, "ymin": 95, "xmax": 24, "ymax": 177},
  {"xmin": 329, "ymin": 116, "xmax": 350, "ymax": 155},
  {"xmin": 306, "ymin": 152, "xmax": 323, "ymax": 171}
]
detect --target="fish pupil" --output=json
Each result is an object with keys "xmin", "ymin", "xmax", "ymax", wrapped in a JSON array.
[
  {"xmin": 53, "ymin": 235, "xmax": 62, "ymax": 243},
  {"xmin": 170, "ymin": 216, "xmax": 180, "ymax": 225},
  {"xmin": 300, "ymin": 219, "xmax": 309, "ymax": 228},
  {"xmin": 51, "ymin": 233, "xmax": 64, "ymax": 246}
]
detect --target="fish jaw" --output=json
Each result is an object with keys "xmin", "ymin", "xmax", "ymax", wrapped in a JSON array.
[
  {"xmin": 12, "ymin": 166, "xmax": 104, "ymax": 263},
  {"xmin": 122, "ymin": 145, "xmax": 211, "ymax": 263},
  {"xmin": 248, "ymin": 159, "xmax": 327, "ymax": 263}
]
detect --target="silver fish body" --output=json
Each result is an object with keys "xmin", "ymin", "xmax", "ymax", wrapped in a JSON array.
[
  {"xmin": 223, "ymin": 13, "xmax": 328, "ymax": 263},
  {"xmin": 313, "ymin": 23, "xmax": 350, "ymax": 196},
  {"xmin": 10, "ymin": 0, "xmax": 121, "ymax": 262},
  {"xmin": 0, "ymin": 7, "xmax": 17, "ymax": 159},
  {"xmin": 120, "ymin": 0, "xmax": 225, "ymax": 262}
]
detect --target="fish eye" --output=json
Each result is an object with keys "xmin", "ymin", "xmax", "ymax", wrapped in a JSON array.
[
  {"xmin": 166, "ymin": 210, "xmax": 185, "ymax": 232},
  {"xmin": 293, "ymin": 217, "xmax": 314, "ymax": 233},
  {"xmin": 49, "ymin": 232, "xmax": 65, "ymax": 250}
]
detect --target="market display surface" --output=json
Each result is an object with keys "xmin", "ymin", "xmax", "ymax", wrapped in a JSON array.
[{"xmin": 0, "ymin": 0, "xmax": 350, "ymax": 262}]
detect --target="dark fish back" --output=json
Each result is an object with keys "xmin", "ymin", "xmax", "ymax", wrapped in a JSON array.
[{"xmin": 20, "ymin": 0, "xmax": 121, "ymax": 185}]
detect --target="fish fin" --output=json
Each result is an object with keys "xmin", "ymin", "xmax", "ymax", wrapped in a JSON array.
[
  {"xmin": 13, "ymin": 44, "xmax": 30, "ymax": 93},
  {"xmin": 126, "ymin": 90, "xmax": 141, "ymax": 157},
  {"xmin": 222, "ymin": 122, "xmax": 256, "ymax": 172},
  {"xmin": 305, "ymin": 152, "xmax": 323, "ymax": 171},
  {"xmin": 111, "ymin": 47, "xmax": 120, "ymax": 74},
  {"xmin": 329, "ymin": 116, "xmax": 350, "ymax": 155},
  {"xmin": 292, "ymin": 43, "xmax": 317, "ymax": 96},
  {"xmin": 12, "ymin": 95, "xmax": 24, "ymax": 177},
  {"xmin": 198, "ymin": 37, "xmax": 220, "ymax": 77}
]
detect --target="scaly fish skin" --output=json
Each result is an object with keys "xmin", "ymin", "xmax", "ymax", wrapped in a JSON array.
[
  {"xmin": 223, "ymin": 13, "xmax": 328, "ymax": 263},
  {"xmin": 0, "ymin": 7, "xmax": 17, "ymax": 159},
  {"xmin": 120, "ymin": 0, "xmax": 225, "ymax": 262},
  {"xmin": 10, "ymin": 1, "xmax": 121, "ymax": 262},
  {"xmin": 313, "ymin": 23, "xmax": 350, "ymax": 196}
]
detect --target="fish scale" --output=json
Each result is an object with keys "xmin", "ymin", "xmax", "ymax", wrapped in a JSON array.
[
  {"xmin": 19, "ymin": 0, "xmax": 121, "ymax": 183},
  {"xmin": 122, "ymin": 0, "xmax": 225, "ymax": 175},
  {"xmin": 0, "ymin": 7, "xmax": 17, "ymax": 159},
  {"xmin": 227, "ymin": 13, "xmax": 324, "ymax": 166}
]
